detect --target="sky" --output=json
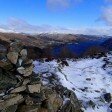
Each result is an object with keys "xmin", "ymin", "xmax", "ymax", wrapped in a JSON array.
[{"xmin": 0, "ymin": 0, "xmax": 112, "ymax": 35}]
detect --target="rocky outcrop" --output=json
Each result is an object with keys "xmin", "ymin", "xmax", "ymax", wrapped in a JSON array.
[
  {"xmin": 0, "ymin": 39, "xmax": 82, "ymax": 112},
  {"xmin": 103, "ymin": 93, "xmax": 112, "ymax": 103}
]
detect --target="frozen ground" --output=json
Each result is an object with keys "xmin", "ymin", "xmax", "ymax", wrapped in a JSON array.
[{"xmin": 33, "ymin": 53, "xmax": 112, "ymax": 112}]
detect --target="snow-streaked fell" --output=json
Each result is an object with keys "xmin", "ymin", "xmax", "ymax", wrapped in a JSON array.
[{"xmin": 33, "ymin": 53, "xmax": 112, "ymax": 112}]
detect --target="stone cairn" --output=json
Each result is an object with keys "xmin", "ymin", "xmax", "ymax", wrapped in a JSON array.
[{"xmin": 0, "ymin": 39, "xmax": 82, "ymax": 112}]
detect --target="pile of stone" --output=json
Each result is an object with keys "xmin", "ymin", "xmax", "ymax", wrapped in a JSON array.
[{"xmin": 0, "ymin": 39, "xmax": 82, "ymax": 112}]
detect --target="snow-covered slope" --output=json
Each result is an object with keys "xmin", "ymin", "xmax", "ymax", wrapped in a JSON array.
[{"xmin": 33, "ymin": 53, "xmax": 112, "ymax": 112}]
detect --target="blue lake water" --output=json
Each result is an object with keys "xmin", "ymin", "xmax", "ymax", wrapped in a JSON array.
[{"xmin": 51, "ymin": 39, "xmax": 107, "ymax": 57}]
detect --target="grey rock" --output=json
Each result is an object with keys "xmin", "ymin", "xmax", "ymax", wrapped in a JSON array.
[
  {"xmin": 0, "ymin": 61, "xmax": 13, "ymax": 70},
  {"xmin": 7, "ymin": 52, "xmax": 18, "ymax": 64},
  {"xmin": 17, "ymin": 67, "xmax": 25, "ymax": 74},
  {"xmin": 41, "ymin": 87, "xmax": 63, "ymax": 112},
  {"xmin": 48, "ymin": 93, "xmax": 63, "ymax": 112},
  {"xmin": 88, "ymin": 100, "xmax": 95, "ymax": 109},
  {"xmin": 9, "ymin": 39, "xmax": 22, "ymax": 52},
  {"xmin": 0, "ymin": 68, "xmax": 17, "ymax": 90},
  {"xmin": 104, "ymin": 93, "xmax": 111, "ymax": 103},
  {"xmin": 0, "ymin": 44, "xmax": 7, "ymax": 53},
  {"xmin": 0, "ymin": 44, "xmax": 7, "ymax": 61},
  {"xmin": 17, "ymin": 105, "xmax": 39, "ymax": 112},
  {"xmin": 10, "ymin": 86, "xmax": 26, "ymax": 93},
  {"xmin": 23, "ymin": 59, "xmax": 33, "ymax": 67},
  {"xmin": 60, "ymin": 89, "xmax": 82, "ymax": 112},
  {"xmin": 17, "ymin": 65, "xmax": 33, "ymax": 77},
  {"xmin": 25, "ymin": 96, "xmax": 41, "ymax": 106},
  {"xmin": 22, "ymin": 78, "xmax": 30, "ymax": 85},
  {"xmin": 1, "ymin": 105, "xmax": 18, "ymax": 112},
  {"xmin": 0, "ymin": 94, "xmax": 24, "ymax": 110},
  {"xmin": 30, "ymin": 76, "xmax": 41, "ymax": 85},
  {"xmin": 37, "ymin": 108, "xmax": 48, "ymax": 112},
  {"xmin": 20, "ymin": 49, "xmax": 27, "ymax": 57},
  {"xmin": 23, "ymin": 65, "xmax": 33, "ymax": 77},
  {"xmin": 28, "ymin": 84, "xmax": 41, "ymax": 93},
  {"xmin": 109, "ymin": 103, "xmax": 112, "ymax": 109}
]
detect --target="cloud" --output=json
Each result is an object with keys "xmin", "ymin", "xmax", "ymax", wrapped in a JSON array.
[
  {"xmin": 65, "ymin": 27, "xmax": 112, "ymax": 36},
  {"xmin": 47, "ymin": 0, "xmax": 82, "ymax": 10},
  {"xmin": 78, "ymin": 27, "xmax": 112, "ymax": 36},
  {"xmin": 105, "ymin": 0, "xmax": 112, "ymax": 3},
  {"xmin": 0, "ymin": 18, "xmax": 72, "ymax": 33},
  {"xmin": 101, "ymin": 6, "xmax": 112, "ymax": 26},
  {"xmin": 100, "ymin": 0, "xmax": 112, "ymax": 26},
  {"xmin": 0, "ymin": 18, "xmax": 57, "ymax": 33},
  {"xmin": 0, "ymin": 18, "xmax": 112, "ymax": 36}
]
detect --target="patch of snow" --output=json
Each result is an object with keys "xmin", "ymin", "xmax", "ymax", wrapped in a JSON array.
[
  {"xmin": 33, "ymin": 60, "xmax": 58, "ymax": 74},
  {"xmin": 57, "ymin": 58, "xmax": 112, "ymax": 111},
  {"xmin": 33, "ymin": 53, "xmax": 112, "ymax": 112}
]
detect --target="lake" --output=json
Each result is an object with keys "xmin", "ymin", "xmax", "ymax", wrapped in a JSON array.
[{"xmin": 51, "ymin": 38, "xmax": 107, "ymax": 58}]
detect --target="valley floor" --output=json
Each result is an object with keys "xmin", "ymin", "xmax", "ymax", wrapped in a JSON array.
[{"xmin": 33, "ymin": 53, "xmax": 112, "ymax": 112}]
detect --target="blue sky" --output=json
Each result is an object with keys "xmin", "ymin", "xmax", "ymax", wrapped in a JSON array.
[{"xmin": 0, "ymin": 0, "xmax": 112, "ymax": 35}]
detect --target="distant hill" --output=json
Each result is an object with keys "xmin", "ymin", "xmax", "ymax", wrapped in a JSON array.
[
  {"xmin": 0, "ymin": 32, "xmax": 109, "ymax": 47},
  {"xmin": 34, "ymin": 34, "xmax": 107, "ymax": 43},
  {"xmin": 0, "ymin": 32, "xmax": 111, "ymax": 58},
  {"xmin": 0, "ymin": 32, "xmax": 109, "ymax": 46},
  {"xmin": 0, "ymin": 32, "xmax": 46, "ymax": 48}
]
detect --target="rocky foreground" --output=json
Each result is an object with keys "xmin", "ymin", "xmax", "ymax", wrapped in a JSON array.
[
  {"xmin": 0, "ymin": 40, "xmax": 82, "ymax": 112},
  {"xmin": 33, "ymin": 54, "xmax": 112, "ymax": 112},
  {"xmin": 0, "ymin": 39, "xmax": 112, "ymax": 112}
]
